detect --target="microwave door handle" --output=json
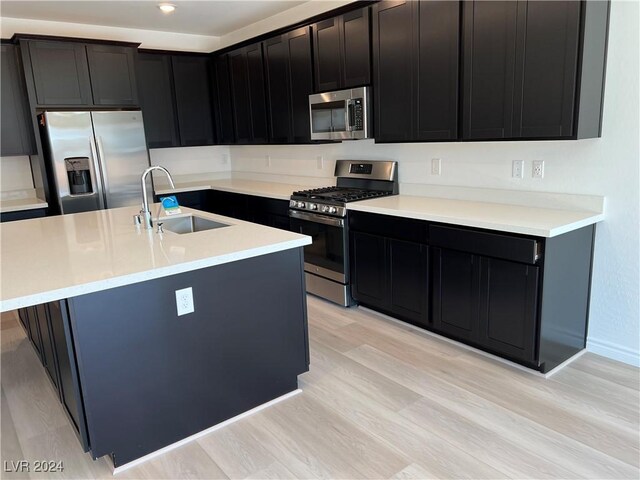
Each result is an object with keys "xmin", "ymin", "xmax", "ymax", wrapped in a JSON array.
[{"xmin": 345, "ymin": 99, "xmax": 353, "ymax": 132}]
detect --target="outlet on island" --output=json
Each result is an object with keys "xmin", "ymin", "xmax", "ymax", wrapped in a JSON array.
[{"xmin": 175, "ymin": 287, "xmax": 195, "ymax": 316}]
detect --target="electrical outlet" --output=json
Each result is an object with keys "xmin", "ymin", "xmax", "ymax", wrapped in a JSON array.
[
  {"xmin": 512, "ymin": 160, "xmax": 524, "ymax": 179},
  {"xmin": 316, "ymin": 155, "xmax": 324, "ymax": 170},
  {"xmin": 221, "ymin": 154, "xmax": 229, "ymax": 165},
  {"xmin": 431, "ymin": 158, "xmax": 441, "ymax": 175},
  {"xmin": 532, "ymin": 160, "xmax": 545, "ymax": 179},
  {"xmin": 265, "ymin": 155, "xmax": 271, "ymax": 167},
  {"xmin": 175, "ymin": 287, "xmax": 194, "ymax": 316}
]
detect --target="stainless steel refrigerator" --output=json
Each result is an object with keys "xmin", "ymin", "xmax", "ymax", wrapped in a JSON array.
[{"xmin": 40, "ymin": 110, "xmax": 150, "ymax": 214}]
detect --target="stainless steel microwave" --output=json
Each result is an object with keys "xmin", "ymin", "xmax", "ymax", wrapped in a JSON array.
[{"xmin": 309, "ymin": 86, "xmax": 371, "ymax": 140}]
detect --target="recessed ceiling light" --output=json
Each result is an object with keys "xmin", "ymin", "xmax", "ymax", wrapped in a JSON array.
[{"xmin": 158, "ymin": 3, "xmax": 176, "ymax": 14}]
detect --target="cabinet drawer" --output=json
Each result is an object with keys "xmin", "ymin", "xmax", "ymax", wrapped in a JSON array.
[
  {"xmin": 349, "ymin": 211, "xmax": 427, "ymax": 243},
  {"xmin": 429, "ymin": 225, "xmax": 540, "ymax": 264}
]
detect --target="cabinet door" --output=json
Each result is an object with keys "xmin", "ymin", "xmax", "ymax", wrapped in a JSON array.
[
  {"xmin": 431, "ymin": 248, "xmax": 480, "ymax": 343},
  {"xmin": 342, "ymin": 7, "xmax": 371, "ymax": 88},
  {"xmin": 27, "ymin": 40, "xmax": 92, "ymax": 106},
  {"xmin": 229, "ymin": 48, "xmax": 252, "ymax": 144},
  {"xmin": 48, "ymin": 301, "xmax": 90, "ymax": 451},
  {"xmin": 478, "ymin": 258, "xmax": 539, "ymax": 363},
  {"xmin": 512, "ymin": 1, "xmax": 580, "ymax": 138},
  {"xmin": 462, "ymin": 1, "xmax": 518, "ymax": 139},
  {"xmin": 26, "ymin": 306, "xmax": 43, "ymax": 359},
  {"xmin": 246, "ymin": 43, "xmax": 269, "ymax": 144},
  {"xmin": 137, "ymin": 53, "xmax": 179, "ymax": 148},
  {"xmin": 287, "ymin": 27, "xmax": 314, "ymax": 144},
  {"xmin": 351, "ymin": 232, "xmax": 388, "ymax": 309},
  {"xmin": 86, "ymin": 45, "xmax": 138, "ymax": 106},
  {"xmin": 372, "ymin": 0, "xmax": 414, "ymax": 142},
  {"xmin": 263, "ymin": 36, "xmax": 292, "ymax": 143},
  {"xmin": 17, "ymin": 308, "xmax": 30, "ymax": 336},
  {"xmin": 1, "ymin": 44, "xmax": 36, "ymax": 156},
  {"xmin": 389, "ymin": 239, "xmax": 429, "ymax": 327},
  {"xmin": 172, "ymin": 56, "xmax": 215, "ymax": 146},
  {"xmin": 313, "ymin": 17, "xmax": 342, "ymax": 92},
  {"xmin": 212, "ymin": 54, "xmax": 235, "ymax": 144},
  {"xmin": 36, "ymin": 304, "xmax": 59, "ymax": 389},
  {"xmin": 416, "ymin": 1, "xmax": 459, "ymax": 140}
]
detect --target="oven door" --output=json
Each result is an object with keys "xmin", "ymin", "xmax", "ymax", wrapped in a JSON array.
[{"xmin": 289, "ymin": 210, "xmax": 347, "ymax": 283}]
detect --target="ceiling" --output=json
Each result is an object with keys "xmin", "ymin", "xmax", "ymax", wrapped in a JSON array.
[{"xmin": 0, "ymin": 1, "xmax": 308, "ymax": 37}]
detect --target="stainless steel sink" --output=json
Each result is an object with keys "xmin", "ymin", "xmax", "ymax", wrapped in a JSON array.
[{"xmin": 161, "ymin": 215, "xmax": 230, "ymax": 234}]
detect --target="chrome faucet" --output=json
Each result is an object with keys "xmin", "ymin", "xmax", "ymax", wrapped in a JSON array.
[{"xmin": 137, "ymin": 165, "xmax": 175, "ymax": 230}]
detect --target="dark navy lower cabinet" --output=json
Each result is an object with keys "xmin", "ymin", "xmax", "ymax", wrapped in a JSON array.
[
  {"xmin": 349, "ymin": 211, "xmax": 594, "ymax": 373},
  {"xmin": 47, "ymin": 300, "xmax": 90, "ymax": 451},
  {"xmin": 350, "ymin": 215, "xmax": 429, "ymax": 328},
  {"xmin": 431, "ymin": 247, "xmax": 480, "ymax": 343}
]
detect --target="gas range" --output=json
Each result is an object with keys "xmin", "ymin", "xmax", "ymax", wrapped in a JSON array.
[
  {"xmin": 289, "ymin": 160, "xmax": 398, "ymax": 307},
  {"xmin": 289, "ymin": 160, "xmax": 399, "ymax": 218}
]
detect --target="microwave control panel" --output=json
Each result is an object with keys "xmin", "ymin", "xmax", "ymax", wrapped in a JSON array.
[{"xmin": 353, "ymin": 99, "xmax": 364, "ymax": 131}]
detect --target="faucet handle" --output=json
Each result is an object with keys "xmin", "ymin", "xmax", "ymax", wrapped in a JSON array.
[
  {"xmin": 156, "ymin": 222, "xmax": 164, "ymax": 234},
  {"xmin": 133, "ymin": 214, "xmax": 142, "ymax": 226}
]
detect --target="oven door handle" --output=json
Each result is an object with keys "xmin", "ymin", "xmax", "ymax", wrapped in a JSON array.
[{"xmin": 289, "ymin": 209, "xmax": 345, "ymax": 227}]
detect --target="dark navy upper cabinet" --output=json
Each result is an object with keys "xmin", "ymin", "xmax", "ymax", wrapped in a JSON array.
[
  {"xmin": 462, "ymin": 0, "xmax": 607, "ymax": 140},
  {"xmin": 86, "ymin": 44, "xmax": 139, "ymax": 106},
  {"xmin": 312, "ymin": 7, "xmax": 371, "ymax": 92},
  {"xmin": 211, "ymin": 54, "xmax": 236, "ymax": 144},
  {"xmin": 1, "ymin": 44, "xmax": 36, "ymax": 156},
  {"xmin": 26, "ymin": 40, "xmax": 93, "ymax": 106},
  {"xmin": 172, "ymin": 55, "xmax": 215, "ymax": 146},
  {"xmin": 263, "ymin": 27, "xmax": 314, "ymax": 144},
  {"xmin": 228, "ymin": 43, "xmax": 269, "ymax": 144},
  {"xmin": 136, "ymin": 53, "xmax": 180, "ymax": 148},
  {"xmin": 24, "ymin": 39, "xmax": 140, "ymax": 107},
  {"xmin": 372, "ymin": 0, "xmax": 459, "ymax": 142}
]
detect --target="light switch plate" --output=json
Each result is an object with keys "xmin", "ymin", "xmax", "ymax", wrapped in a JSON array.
[
  {"xmin": 175, "ymin": 287, "xmax": 194, "ymax": 316},
  {"xmin": 431, "ymin": 158, "xmax": 441, "ymax": 175},
  {"xmin": 512, "ymin": 160, "xmax": 524, "ymax": 179}
]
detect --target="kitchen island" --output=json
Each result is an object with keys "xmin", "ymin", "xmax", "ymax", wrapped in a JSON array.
[{"xmin": 0, "ymin": 205, "xmax": 311, "ymax": 469}]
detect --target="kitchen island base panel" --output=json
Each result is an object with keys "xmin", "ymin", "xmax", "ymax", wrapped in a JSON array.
[
  {"xmin": 66, "ymin": 247, "xmax": 308, "ymax": 467},
  {"xmin": 112, "ymin": 389, "xmax": 302, "ymax": 474}
]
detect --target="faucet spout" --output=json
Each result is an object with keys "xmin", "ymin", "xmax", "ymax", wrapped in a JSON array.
[{"xmin": 139, "ymin": 165, "xmax": 175, "ymax": 229}]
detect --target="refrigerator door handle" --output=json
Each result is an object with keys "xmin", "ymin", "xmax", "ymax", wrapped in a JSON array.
[
  {"xmin": 95, "ymin": 135, "xmax": 110, "ymax": 208},
  {"xmin": 89, "ymin": 137, "xmax": 107, "ymax": 210}
]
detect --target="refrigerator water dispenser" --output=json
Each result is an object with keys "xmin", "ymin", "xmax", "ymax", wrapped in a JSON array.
[{"xmin": 65, "ymin": 158, "xmax": 93, "ymax": 195}]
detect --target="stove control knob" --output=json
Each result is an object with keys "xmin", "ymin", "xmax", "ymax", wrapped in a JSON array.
[
  {"xmin": 309, "ymin": 203, "xmax": 318, "ymax": 210},
  {"xmin": 297, "ymin": 201, "xmax": 306, "ymax": 209},
  {"xmin": 328, "ymin": 206, "xmax": 337, "ymax": 214}
]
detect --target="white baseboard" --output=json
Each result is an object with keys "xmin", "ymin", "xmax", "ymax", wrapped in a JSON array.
[
  {"xmin": 587, "ymin": 338, "xmax": 640, "ymax": 367},
  {"xmin": 111, "ymin": 388, "xmax": 302, "ymax": 475}
]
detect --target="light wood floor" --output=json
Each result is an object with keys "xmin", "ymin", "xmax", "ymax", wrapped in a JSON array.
[{"xmin": 1, "ymin": 296, "xmax": 639, "ymax": 479}]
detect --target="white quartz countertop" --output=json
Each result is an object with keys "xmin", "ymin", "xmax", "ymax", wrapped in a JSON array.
[
  {"xmin": 347, "ymin": 195, "xmax": 604, "ymax": 237},
  {"xmin": 0, "ymin": 205, "xmax": 310, "ymax": 312},
  {"xmin": 155, "ymin": 179, "xmax": 305, "ymax": 201},
  {"xmin": 0, "ymin": 197, "xmax": 48, "ymax": 213}
]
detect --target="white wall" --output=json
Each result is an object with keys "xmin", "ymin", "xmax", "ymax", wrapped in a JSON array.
[
  {"xmin": 149, "ymin": 145, "xmax": 231, "ymax": 177},
  {"xmin": 230, "ymin": 1, "xmax": 640, "ymax": 366},
  {"xmin": 0, "ymin": 156, "xmax": 34, "ymax": 192}
]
